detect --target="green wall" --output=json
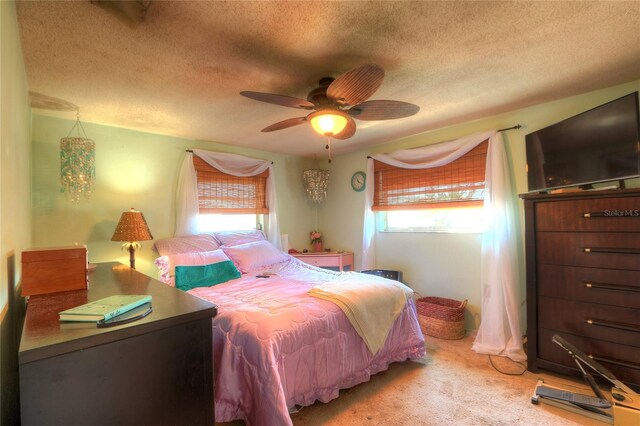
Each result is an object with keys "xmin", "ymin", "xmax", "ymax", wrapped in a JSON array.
[
  {"xmin": 30, "ymin": 81, "xmax": 640, "ymax": 333},
  {"xmin": 320, "ymin": 80, "xmax": 640, "ymax": 331},
  {"xmin": 27, "ymin": 79, "xmax": 640, "ymax": 334},
  {"xmin": 1, "ymin": 1, "xmax": 32, "ymax": 423},
  {"xmin": 31, "ymin": 115, "xmax": 318, "ymax": 278}
]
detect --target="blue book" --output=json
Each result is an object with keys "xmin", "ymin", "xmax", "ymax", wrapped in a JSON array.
[{"xmin": 59, "ymin": 294, "xmax": 152, "ymax": 322}]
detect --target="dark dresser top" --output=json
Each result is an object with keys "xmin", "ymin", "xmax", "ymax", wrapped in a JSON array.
[
  {"xmin": 520, "ymin": 187, "xmax": 640, "ymax": 201},
  {"xmin": 19, "ymin": 262, "xmax": 217, "ymax": 364}
]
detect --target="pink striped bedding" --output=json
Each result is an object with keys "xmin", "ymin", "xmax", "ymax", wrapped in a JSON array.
[{"xmin": 188, "ymin": 258, "xmax": 425, "ymax": 425}]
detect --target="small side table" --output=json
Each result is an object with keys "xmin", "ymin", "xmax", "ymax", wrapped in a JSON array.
[{"xmin": 292, "ymin": 251, "xmax": 354, "ymax": 271}]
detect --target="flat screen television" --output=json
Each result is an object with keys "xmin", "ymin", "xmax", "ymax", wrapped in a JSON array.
[{"xmin": 525, "ymin": 92, "xmax": 640, "ymax": 192}]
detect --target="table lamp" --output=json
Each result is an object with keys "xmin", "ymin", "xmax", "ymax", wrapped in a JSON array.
[{"xmin": 111, "ymin": 208, "xmax": 153, "ymax": 269}]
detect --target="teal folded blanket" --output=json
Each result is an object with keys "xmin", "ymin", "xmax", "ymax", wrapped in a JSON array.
[{"xmin": 175, "ymin": 260, "xmax": 241, "ymax": 291}]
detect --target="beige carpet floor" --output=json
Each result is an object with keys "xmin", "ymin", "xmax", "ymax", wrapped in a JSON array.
[{"xmin": 219, "ymin": 333, "xmax": 611, "ymax": 425}]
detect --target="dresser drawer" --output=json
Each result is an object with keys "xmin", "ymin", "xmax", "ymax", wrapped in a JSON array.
[
  {"xmin": 538, "ymin": 329, "xmax": 640, "ymax": 387},
  {"xmin": 538, "ymin": 297, "xmax": 640, "ymax": 347},
  {"xmin": 537, "ymin": 232, "xmax": 640, "ymax": 270},
  {"xmin": 536, "ymin": 197, "xmax": 640, "ymax": 232},
  {"xmin": 291, "ymin": 252, "xmax": 354, "ymax": 271},
  {"xmin": 537, "ymin": 264, "xmax": 640, "ymax": 308},
  {"xmin": 304, "ymin": 256, "xmax": 338, "ymax": 267}
]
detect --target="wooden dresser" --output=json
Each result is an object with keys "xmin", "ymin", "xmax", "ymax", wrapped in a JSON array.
[
  {"xmin": 19, "ymin": 262, "xmax": 218, "ymax": 425},
  {"xmin": 522, "ymin": 189, "xmax": 640, "ymax": 389}
]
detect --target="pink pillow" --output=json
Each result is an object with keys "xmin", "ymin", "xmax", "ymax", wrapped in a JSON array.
[
  {"xmin": 153, "ymin": 234, "xmax": 220, "ymax": 256},
  {"xmin": 222, "ymin": 240, "xmax": 289, "ymax": 273},
  {"xmin": 214, "ymin": 230, "xmax": 265, "ymax": 247},
  {"xmin": 154, "ymin": 249, "xmax": 230, "ymax": 286}
]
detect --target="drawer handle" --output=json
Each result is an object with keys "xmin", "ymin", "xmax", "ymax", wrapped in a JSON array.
[
  {"xmin": 582, "ymin": 212, "xmax": 606, "ymax": 218},
  {"xmin": 583, "ymin": 211, "xmax": 640, "ymax": 218},
  {"xmin": 586, "ymin": 318, "xmax": 640, "ymax": 333},
  {"xmin": 584, "ymin": 282, "xmax": 640, "ymax": 293},
  {"xmin": 583, "ymin": 247, "xmax": 640, "ymax": 255},
  {"xmin": 591, "ymin": 355, "xmax": 640, "ymax": 371}
]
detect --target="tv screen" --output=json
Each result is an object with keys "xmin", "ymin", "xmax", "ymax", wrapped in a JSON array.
[{"xmin": 526, "ymin": 92, "xmax": 640, "ymax": 192}]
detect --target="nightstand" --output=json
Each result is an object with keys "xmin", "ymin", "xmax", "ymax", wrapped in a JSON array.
[
  {"xmin": 19, "ymin": 262, "xmax": 217, "ymax": 425},
  {"xmin": 292, "ymin": 251, "xmax": 354, "ymax": 271}
]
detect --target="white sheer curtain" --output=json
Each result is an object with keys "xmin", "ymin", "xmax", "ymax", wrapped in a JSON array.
[
  {"xmin": 362, "ymin": 131, "xmax": 525, "ymax": 361},
  {"xmin": 361, "ymin": 159, "xmax": 376, "ymax": 270},
  {"xmin": 175, "ymin": 150, "xmax": 281, "ymax": 249},
  {"xmin": 175, "ymin": 152, "xmax": 200, "ymax": 236}
]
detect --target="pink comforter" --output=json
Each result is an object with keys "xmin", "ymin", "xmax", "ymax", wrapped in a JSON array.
[{"xmin": 189, "ymin": 259, "xmax": 425, "ymax": 425}]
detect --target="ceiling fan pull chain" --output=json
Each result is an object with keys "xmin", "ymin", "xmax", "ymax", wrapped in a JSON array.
[{"xmin": 326, "ymin": 136, "xmax": 332, "ymax": 163}]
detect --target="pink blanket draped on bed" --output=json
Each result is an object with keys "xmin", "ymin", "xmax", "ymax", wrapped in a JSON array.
[{"xmin": 189, "ymin": 260, "xmax": 425, "ymax": 426}]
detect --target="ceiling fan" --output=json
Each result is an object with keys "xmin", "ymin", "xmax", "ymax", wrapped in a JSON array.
[{"xmin": 240, "ymin": 64, "xmax": 420, "ymax": 145}]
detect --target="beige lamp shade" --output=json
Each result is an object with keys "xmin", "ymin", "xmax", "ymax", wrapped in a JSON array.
[
  {"xmin": 308, "ymin": 110, "xmax": 349, "ymax": 136},
  {"xmin": 111, "ymin": 208, "xmax": 153, "ymax": 242}
]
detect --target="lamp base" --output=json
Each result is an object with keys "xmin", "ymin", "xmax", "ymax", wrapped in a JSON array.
[{"xmin": 128, "ymin": 245, "xmax": 136, "ymax": 269}]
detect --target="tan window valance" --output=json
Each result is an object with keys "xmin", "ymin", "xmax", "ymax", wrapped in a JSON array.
[
  {"xmin": 372, "ymin": 141, "xmax": 487, "ymax": 211},
  {"xmin": 193, "ymin": 155, "xmax": 269, "ymax": 214}
]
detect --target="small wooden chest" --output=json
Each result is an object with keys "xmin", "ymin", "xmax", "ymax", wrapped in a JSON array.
[{"xmin": 21, "ymin": 246, "xmax": 88, "ymax": 296}]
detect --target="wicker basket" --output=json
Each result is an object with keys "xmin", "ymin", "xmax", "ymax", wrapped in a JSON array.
[{"xmin": 415, "ymin": 296, "xmax": 467, "ymax": 340}]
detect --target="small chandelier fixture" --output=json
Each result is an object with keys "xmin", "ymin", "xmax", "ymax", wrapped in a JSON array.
[
  {"xmin": 303, "ymin": 166, "xmax": 330, "ymax": 204},
  {"xmin": 60, "ymin": 112, "xmax": 95, "ymax": 203}
]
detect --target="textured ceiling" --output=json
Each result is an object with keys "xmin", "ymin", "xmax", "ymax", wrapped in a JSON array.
[{"xmin": 16, "ymin": 1, "xmax": 640, "ymax": 158}]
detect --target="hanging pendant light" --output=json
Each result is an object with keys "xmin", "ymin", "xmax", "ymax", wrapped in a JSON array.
[
  {"xmin": 60, "ymin": 112, "xmax": 96, "ymax": 203},
  {"xmin": 303, "ymin": 157, "xmax": 330, "ymax": 204}
]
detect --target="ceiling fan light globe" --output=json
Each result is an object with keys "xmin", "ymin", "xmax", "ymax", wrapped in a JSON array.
[{"xmin": 309, "ymin": 110, "xmax": 348, "ymax": 136}]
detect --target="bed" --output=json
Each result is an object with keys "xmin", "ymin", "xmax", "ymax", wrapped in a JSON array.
[{"xmin": 154, "ymin": 231, "xmax": 425, "ymax": 425}]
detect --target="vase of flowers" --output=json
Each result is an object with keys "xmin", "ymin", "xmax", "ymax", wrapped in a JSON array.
[{"xmin": 310, "ymin": 231, "xmax": 323, "ymax": 252}]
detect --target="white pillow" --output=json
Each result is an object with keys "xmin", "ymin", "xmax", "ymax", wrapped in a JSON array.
[
  {"xmin": 154, "ymin": 249, "xmax": 230, "ymax": 286},
  {"xmin": 214, "ymin": 230, "xmax": 265, "ymax": 247},
  {"xmin": 222, "ymin": 240, "xmax": 289, "ymax": 273},
  {"xmin": 153, "ymin": 234, "xmax": 220, "ymax": 256}
]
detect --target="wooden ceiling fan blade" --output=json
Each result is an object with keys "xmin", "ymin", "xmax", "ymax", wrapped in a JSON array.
[
  {"xmin": 241, "ymin": 91, "xmax": 315, "ymax": 109},
  {"xmin": 261, "ymin": 117, "xmax": 307, "ymax": 132},
  {"xmin": 91, "ymin": 0, "xmax": 151, "ymax": 26},
  {"xmin": 327, "ymin": 64, "xmax": 384, "ymax": 106},
  {"xmin": 333, "ymin": 116, "xmax": 356, "ymax": 140},
  {"xmin": 349, "ymin": 100, "xmax": 420, "ymax": 121}
]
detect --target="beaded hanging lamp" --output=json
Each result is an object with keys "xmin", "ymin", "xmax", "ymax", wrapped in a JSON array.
[
  {"xmin": 60, "ymin": 112, "xmax": 96, "ymax": 202},
  {"xmin": 303, "ymin": 167, "xmax": 329, "ymax": 204}
]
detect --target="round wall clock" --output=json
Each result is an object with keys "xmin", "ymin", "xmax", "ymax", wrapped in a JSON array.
[{"xmin": 351, "ymin": 171, "xmax": 366, "ymax": 192}]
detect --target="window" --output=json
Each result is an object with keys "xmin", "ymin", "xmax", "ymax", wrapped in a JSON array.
[
  {"xmin": 197, "ymin": 213, "xmax": 261, "ymax": 233},
  {"xmin": 383, "ymin": 207, "xmax": 485, "ymax": 233},
  {"xmin": 193, "ymin": 155, "xmax": 268, "ymax": 232},
  {"xmin": 374, "ymin": 141, "xmax": 488, "ymax": 232}
]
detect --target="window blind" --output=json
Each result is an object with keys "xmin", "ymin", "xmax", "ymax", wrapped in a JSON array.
[
  {"xmin": 193, "ymin": 156, "xmax": 269, "ymax": 214},
  {"xmin": 373, "ymin": 140, "xmax": 488, "ymax": 211}
]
